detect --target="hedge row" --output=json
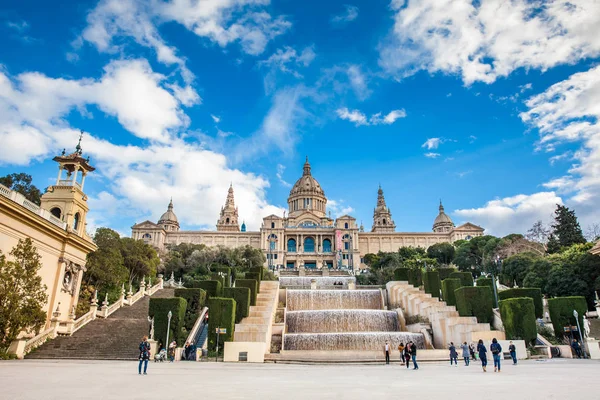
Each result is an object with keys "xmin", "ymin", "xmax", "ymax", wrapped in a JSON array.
[
  {"xmin": 187, "ymin": 280, "xmax": 223, "ymax": 298},
  {"xmin": 249, "ymin": 266, "xmax": 264, "ymax": 280},
  {"xmin": 215, "ymin": 266, "xmax": 233, "ymax": 287},
  {"xmin": 441, "ymin": 278, "xmax": 461, "ymax": 306},
  {"xmin": 436, "ymin": 267, "xmax": 458, "ymax": 281},
  {"xmin": 210, "ymin": 274, "xmax": 226, "ymax": 290},
  {"xmin": 422, "ymin": 270, "xmax": 441, "ymax": 298},
  {"xmin": 476, "ymin": 277, "xmax": 494, "ymax": 291},
  {"xmin": 207, "ymin": 297, "xmax": 236, "ymax": 351},
  {"xmin": 449, "ymin": 272, "xmax": 474, "ymax": 287},
  {"xmin": 408, "ymin": 268, "xmax": 422, "ymax": 288},
  {"xmin": 245, "ymin": 272, "xmax": 261, "ymax": 291},
  {"xmin": 548, "ymin": 296, "xmax": 587, "ymax": 338},
  {"xmin": 236, "ymin": 279, "xmax": 258, "ymax": 306},
  {"xmin": 393, "ymin": 267, "xmax": 410, "ymax": 281},
  {"xmin": 223, "ymin": 287, "xmax": 251, "ymax": 323},
  {"xmin": 455, "ymin": 286, "xmax": 494, "ymax": 323},
  {"xmin": 173, "ymin": 288, "xmax": 206, "ymax": 331},
  {"xmin": 499, "ymin": 288, "xmax": 543, "ymax": 318},
  {"xmin": 149, "ymin": 297, "xmax": 187, "ymax": 347},
  {"xmin": 499, "ymin": 297, "xmax": 537, "ymax": 344}
]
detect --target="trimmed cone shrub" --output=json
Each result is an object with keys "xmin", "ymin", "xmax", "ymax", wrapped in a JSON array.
[
  {"xmin": 499, "ymin": 288, "xmax": 543, "ymax": 318},
  {"xmin": 442, "ymin": 278, "xmax": 462, "ymax": 306},
  {"xmin": 394, "ymin": 267, "xmax": 410, "ymax": 281},
  {"xmin": 422, "ymin": 270, "xmax": 441, "ymax": 298},
  {"xmin": 207, "ymin": 297, "xmax": 236, "ymax": 351},
  {"xmin": 174, "ymin": 288, "xmax": 207, "ymax": 330},
  {"xmin": 215, "ymin": 266, "xmax": 232, "ymax": 287},
  {"xmin": 187, "ymin": 280, "xmax": 222, "ymax": 298},
  {"xmin": 437, "ymin": 267, "xmax": 458, "ymax": 281},
  {"xmin": 408, "ymin": 268, "xmax": 422, "ymax": 287},
  {"xmin": 499, "ymin": 297, "xmax": 537, "ymax": 344},
  {"xmin": 236, "ymin": 279, "xmax": 258, "ymax": 306},
  {"xmin": 449, "ymin": 272, "xmax": 474, "ymax": 287},
  {"xmin": 149, "ymin": 297, "xmax": 187, "ymax": 347},
  {"xmin": 455, "ymin": 286, "xmax": 494, "ymax": 323},
  {"xmin": 223, "ymin": 287, "xmax": 251, "ymax": 323},
  {"xmin": 548, "ymin": 296, "xmax": 588, "ymax": 338}
]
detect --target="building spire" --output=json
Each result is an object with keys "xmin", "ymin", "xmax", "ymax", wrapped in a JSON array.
[
  {"xmin": 303, "ymin": 156, "xmax": 311, "ymax": 176},
  {"xmin": 168, "ymin": 198, "xmax": 173, "ymax": 210},
  {"xmin": 75, "ymin": 130, "xmax": 84, "ymax": 155},
  {"xmin": 439, "ymin": 199, "xmax": 444, "ymax": 213},
  {"xmin": 372, "ymin": 185, "xmax": 395, "ymax": 233},
  {"xmin": 217, "ymin": 184, "xmax": 240, "ymax": 231}
]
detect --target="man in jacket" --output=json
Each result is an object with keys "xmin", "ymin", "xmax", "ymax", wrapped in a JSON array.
[
  {"xmin": 409, "ymin": 341, "xmax": 419, "ymax": 370},
  {"xmin": 508, "ymin": 341, "xmax": 517, "ymax": 365}
]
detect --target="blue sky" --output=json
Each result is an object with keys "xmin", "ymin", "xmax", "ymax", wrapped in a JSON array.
[{"xmin": 1, "ymin": 0, "xmax": 599, "ymax": 238}]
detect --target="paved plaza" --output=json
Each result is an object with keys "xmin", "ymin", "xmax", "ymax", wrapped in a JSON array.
[{"xmin": 2, "ymin": 359, "xmax": 599, "ymax": 400}]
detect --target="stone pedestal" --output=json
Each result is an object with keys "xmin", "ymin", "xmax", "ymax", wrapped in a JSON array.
[
  {"xmin": 586, "ymin": 338, "xmax": 600, "ymax": 359},
  {"xmin": 148, "ymin": 339, "xmax": 158, "ymax": 359},
  {"xmin": 310, "ymin": 279, "xmax": 317, "ymax": 290}
]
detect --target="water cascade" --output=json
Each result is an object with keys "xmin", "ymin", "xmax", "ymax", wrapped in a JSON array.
[
  {"xmin": 286, "ymin": 310, "xmax": 400, "ymax": 333},
  {"xmin": 279, "ymin": 276, "xmax": 356, "ymax": 288},
  {"xmin": 286, "ymin": 290, "xmax": 382, "ymax": 311}
]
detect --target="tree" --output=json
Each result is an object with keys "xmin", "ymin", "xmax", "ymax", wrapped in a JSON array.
[
  {"xmin": 120, "ymin": 238, "xmax": 160, "ymax": 284},
  {"xmin": 522, "ymin": 258, "xmax": 554, "ymax": 293},
  {"xmin": 427, "ymin": 243, "xmax": 455, "ymax": 265},
  {"xmin": 84, "ymin": 228, "xmax": 128, "ymax": 290},
  {"xmin": 0, "ymin": 239, "xmax": 48, "ymax": 351},
  {"xmin": 525, "ymin": 220, "xmax": 550, "ymax": 245},
  {"xmin": 584, "ymin": 223, "xmax": 600, "ymax": 242},
  {"xmin": 548, "ymin": 205, "xmax": 586, "ymax": 253},
  {"xmin": 0, "ymin": 173, "xmax": 42, "ymax": 205},
  {"xmin": 494, "ymin": 234, "xmax": 545, "ymax": 258},
  {"xmin": 374, "ymin": 252, "xmax": 401, "ymax": 270},
  {"xmin": 453, "ymin": 235, "xmax": 500, "ymax": 274},
  {"xmin": 363, "ymin": 253, "xmax": 379, "ymax": 268},
  {"xmin": 500, "ymin": 252, "xmax": 539, "ymax": 287}
]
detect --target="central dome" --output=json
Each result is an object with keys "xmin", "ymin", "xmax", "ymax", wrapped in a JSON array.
[{"xmin": 287, "ymin": 157, "xmax": 327, "ymax": 218}]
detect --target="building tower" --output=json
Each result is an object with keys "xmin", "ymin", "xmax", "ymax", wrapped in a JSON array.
[
  {"xmin": 371, "ymin": 185, "xmax": 396, "ymax": 233},
  {"xmin": 40, "ymin": 132, "xmax": 95, "ymax": 237},
  {"xmin": 433, "ymin": 200, "xmax": 455, "ymax": 232},
  {"xmin": 216, "ymin": 184, "xmax": 240, "ymax": 231},
  {"xmin": 158, "ymin": 199, "xmax": 180, "ymax": 232},
  {"xmin": 287, "ymin": 157, "xmax": 327, "ymax": 219}
]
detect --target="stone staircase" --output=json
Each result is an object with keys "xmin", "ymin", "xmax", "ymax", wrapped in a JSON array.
[
  {"xmin": 26, "ymin": 289, "xmax": 174, "ymax": 360},
  {"xmin": 233, "ymin": 281, "xmax": 279, "ymax": 347}
]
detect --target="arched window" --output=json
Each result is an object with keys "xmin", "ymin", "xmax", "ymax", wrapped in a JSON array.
[
  {"xmin": 323, "ymin": 239, "xmax": 331, "ymax": 253},
  {"xmin": 50, "ymin": 207, "xmax": 61, "ymax": 219},
  {"xmin": 344, "ymin": 222, "xmax": 348, "ymax": 229},
  {"xmin": 287, "ymin": 238, "xmax": 297, "ymax": 252},
  {"xmin": 226, "ymin": 217, "xmax": 230, "ymax": 223},
  {"xmin": 466, "ymin": 235, "xmax": 472, "ymax": 240},
  {"xmin": 382, "ymin": 218, "xmax": 386, "ymax": 225},
  {"xmin": 271, "ymin": 222, "xmax": 275, "ymax": 229},
  {"xmin": 268, "ymin": 234, "xmax": 278, "ymax": 250},
  {"xmin": 73, "ymin": 212, "xmax": 81, "ymax": 231},
  {"xmin": 142, "ymin": 233, "xmax": 152, "ymax": 240},
  {"xmin": 304, "ymin": 237, "xmax": 315, "ymax": 252}
]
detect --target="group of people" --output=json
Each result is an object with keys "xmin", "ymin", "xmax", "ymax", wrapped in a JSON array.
[
  {"xmin": 449, "ymin": 339, "xmax": 517, "ymax": 372},
  {"xmin": 384, "ymin": 341, "xmax": 419, "ymax": 369}
]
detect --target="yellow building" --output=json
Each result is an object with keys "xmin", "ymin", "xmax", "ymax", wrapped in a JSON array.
[
  {"xmin": 132, "ymin": 158, "xmax": 484, "ymax": 269},
  {"xmin": 0, "ymin": 139, "xmax": 97, "ymax": 333}
]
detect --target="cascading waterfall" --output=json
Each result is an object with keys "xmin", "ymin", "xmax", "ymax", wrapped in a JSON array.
[
  {"xmin": 279, "ymin": 276, "xmax": 356, "ymax": 288},
  {"xmin": 283, "ymin": 289, "xmax": 425, "ymax": 351}
]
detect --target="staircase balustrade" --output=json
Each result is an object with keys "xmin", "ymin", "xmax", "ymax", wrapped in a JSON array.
[{"xmin": 24, "ymin": 326, "xmax": 58, "ymax": 354}]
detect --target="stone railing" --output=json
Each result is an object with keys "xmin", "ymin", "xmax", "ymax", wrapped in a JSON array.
[
  {"xmin": 0, "ymin": 183, "xmax": 67, "ymax": 230},
  {"xmin": 24, "ymin": 326, "xmax": 58, "ymax": 354},
  {"xmin": 72, "ymin": 310, "xmax": 94, "ymax": 334}
]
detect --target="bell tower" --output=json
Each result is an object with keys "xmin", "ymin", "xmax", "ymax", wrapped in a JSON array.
[
  {"xmin": 40, "ymin": 131, "xmax": 95, "ymax": 237},
  {"xmin": 216, "ymin": 184, "xmax": 240, "ymax": 231},
  {"xmin": 371, "ymin": 185, "xmax": 396, "ymax": 233}
]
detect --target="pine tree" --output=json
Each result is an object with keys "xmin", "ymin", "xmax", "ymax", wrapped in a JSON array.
[
  {"xmin": 549, "ymin": 205, "xmax": 586, "ymax": 252},
  {"xmin": 0, "ymin": 239, "xmax": 48, "ymax": 351}
]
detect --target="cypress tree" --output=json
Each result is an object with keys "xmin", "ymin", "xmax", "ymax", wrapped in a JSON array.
[{"xmin": 548, "ymin": 205, "xmax": 586, "ymax": 253}]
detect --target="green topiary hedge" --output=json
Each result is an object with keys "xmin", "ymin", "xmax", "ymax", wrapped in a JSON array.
[
  {"xmin": 236, "ymin": 279, "xmax": 258, "ymax": 306},
  {"xmin": 245, "ymin": 272, "xmax": 261, "ymax": 291},
  {"xmin": 449, "ymin": 272, "xmax": 474, "ymax": 287},
  {"xmin": 422, "ymin": 270, "xmax": 441, "ymax": 298},
  {"xmin": 455, "ymin": 286, "xmax": 494, "ymax": 323},
  {"xmin": 187, "ymin": 280, "xmax": 222, "ymax": 298},
  {"xmin": 249, "ymin": 266, "xmax": 264, "ymax": 280},
  {"xmin": 476, "ymin": 277, "xmax": 493, "ymax": 290},
  {"xmin": 394, "ymin": 267, "xmax": 410, "ymax": 281},
  {"xmin": 223, "ymin": 287, "xmax": 251, "ymax": 323},
  {"xmin": 436, "ymin": 267, "xmax": 458, "ymax": 281},
  {"xmin": 149, "ymin": 297, "xmax": 187, "ymax": 347},
  {"xmin": 499, "ymin": 297, "xmax": 537, "ymax": 344},
  {"xmin": 211, "ymin": 274, "xmax": 226, "ymax": 289},
  {"xmin": 441, "ymin": 278, "xmax": 462, "ymax": 306},
  {"xmin": 499, "ymin": 288, "xmax": 543, "ymax": 318},
  {"xmin": 548, "ymin": 296, "xmax": 588, "ymax": 338},
  {"xmin": 207, "ymin": 297, "xmax": 236, "ymax": 351},
  {"xmin": 174, "ymin": 288, "xmax": 206, "ymax": 331},
  {"xmin": 408, "ymin": 268, "xmax": 422, "ymax": 287},
  {"xmin": 215, "ymin": 266, "xmax": 233, "ymax": 287}
]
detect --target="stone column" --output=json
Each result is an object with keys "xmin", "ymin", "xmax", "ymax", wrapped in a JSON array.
[
  {"xmin": 157, "ymin": 274, "xmax": 164, "ymax": 289},
  {"xmin": 126, "ymin": 284, "xmax": 133, "ymax": 305},
  {"xmin": 90, "ymin": 290, "xmax": 98, "ymax": 319}
]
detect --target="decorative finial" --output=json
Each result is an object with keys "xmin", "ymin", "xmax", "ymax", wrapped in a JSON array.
[
  {"xmin": 76, "ymin": 130, "xmax": 84, "ymax": 154},
  {"xmin": 61, "ymin": 148, "xmax": 66, "ymax": 156}
]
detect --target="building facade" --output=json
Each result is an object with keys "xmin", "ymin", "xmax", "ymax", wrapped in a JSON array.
[
  {"xmin": 0, "ymin": 140, "xmax": 97, "ymax": 332},
  {"xmin": 132, "ymin": 158, "xmax": 484, "ymax": 269}
]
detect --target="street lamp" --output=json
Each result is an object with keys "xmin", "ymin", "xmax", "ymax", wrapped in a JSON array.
[
  {"xmin": 165, "ymin": 310, "xmax": 173, "ymax": 352},
  {"xmin": 268, "ymin": 234, "xmax": 277, "ymax": 272},
  {"xmin": 491, "ymin": 256, "xmax": 501, "ymax": 308},
  {"xmin": 573, "ymin": 310, "xmax": 587, "ymax": 359}
]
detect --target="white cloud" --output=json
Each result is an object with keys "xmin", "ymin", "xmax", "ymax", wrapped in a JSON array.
[
  {"xmin": 259, "ymin": 46, "xmax": 316, "ymax": 78},
  {"xmin": 327, "ymin": 199, "xmax": 354, "ymax": 217},
  {"xmin": 331, "ymin": 5, "xmax": 359, "ymax": 25},
  {"xmin": 211, "ymin": 114, "xmax": 221, "ymax": 123},
  {"xmin": 276, "ymin": 164, "xmax": 291, "ymax": 188},
  {"xmin": 336, "ymin": 107, "xmax": 406, "ymax": 127},
  {"xmin": 422, "ymin": 138, "xmax": 441, "ymax": 150},
  {"xmin": 455, "ymin": 192, "xmax": 561, "ymax": 236},
  {"xmin": 6, "ymin": 20, "xmax": 29, "ymax": 33},
  {"xmin": 424, "ymin": 152, "xmax": 440, "ymax": 159},
  {"xmin": 320, "ymin": 64, "xmax": 371, "ymax": 101},
  {"xmin": 380, "ymin": 0, "xmax": 600, "ymax": 84},
  {"xmin": 346, "ymin": 65, "xmax": 370, "ymax": 100}
]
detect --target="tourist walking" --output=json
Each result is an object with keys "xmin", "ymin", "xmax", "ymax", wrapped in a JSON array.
[
  {"xmin": 398, "ymin": 342, "xmax": 405, "ymax": 365},
  {"xmin": 461, "ymin": 342, "xmax": 470, "ymax": 366},
  {"xmin": 409, "ymin": 341, "xmax": 419, "ymax": 370},
  {"xmin": 509, "ymin": 341, "xmax": 517, "ymax": 365},
  {"xmin": 384, "ymin": 341, "xmax": 390, "ymax": 365},
  {"xmin": 491, "ymin": 338, "xmax": 502, "ymax": 372},
  {"xmin": 138, "ymin": 336, "xmax": 151, "ymax": 375},
  {"xmin": 404, "ymin": 343, "xmax": 411, "ymax": 369},
  {"xmin": 571, "ymin": 339, "xmax": 583, "ymax": 358},
  {"xmin": 168, "ymin": 340, "xmax": 177, "ymax": 362},
  {"xmin": 477, "ymin": 339, "xmax": 487, "ymax": 372},
  {"xmin": 469, "ymin": 342, "xmax": 476, "ymax": 360},
  {"xmin": 449, "ymin": 342, "xmax": 458, "ymax": 366}
]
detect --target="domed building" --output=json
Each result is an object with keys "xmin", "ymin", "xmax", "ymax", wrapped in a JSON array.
[{"xmin": 132, "ymin": 158, "xmax": 484, "ymax": 269}]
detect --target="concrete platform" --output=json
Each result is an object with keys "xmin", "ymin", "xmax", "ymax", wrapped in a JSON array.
[{"xmin": 1, "ymin": 359, "xmax": 599, "ymax": 400}]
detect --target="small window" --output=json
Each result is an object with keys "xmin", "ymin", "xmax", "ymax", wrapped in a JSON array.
[
  {"xmin": 239, "ymin": 352, "xmax": 248, "ymax": 362},
  {"xmin": 382, "ymin": 218, "xmax": 386, "ymax": 225},
  {"xmin": 226, "ymin": 217, "xmax": 230, "ymax": 223},
  {"xmin": 271, "ymin": 222, "xmax": 275, "ymax": 229},
  {"xmin": 344, "ymin": 242, "xmax": 349, "ymax": 250},
  {"xmin": 50, "ymin": 207, "xmax": 61, "ymax": 219},
  {"xmin": 344, "ymin": 222, "xmax": 348, "ymax": 229},
  {"xmin": 73, "ymin": 212, "xmax": 81, "ymax": 230}
]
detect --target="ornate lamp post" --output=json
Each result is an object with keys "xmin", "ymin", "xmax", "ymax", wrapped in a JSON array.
[
  {"xmin": 573, "ymin": 310, "xmax": 587, "ymax": 359},
  {"xmin": 268, "ymin": 234, "xmax": 278, "ymax": 272},
  {"xmin": 165, "ymin": 310, "xmax": 173, "ymax": 350},
  {"xmin": 491, "ymin": 255, "xmax": 502, "ymax": 308}
]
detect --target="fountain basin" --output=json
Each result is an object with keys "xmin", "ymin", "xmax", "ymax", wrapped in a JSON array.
[
  {"xmin": 283, "ymin": 332, "xmax": 425, "ymax": 351},
  {"xmin": 286, "ymin": 310, "xmax": 400, "ymax": 333}
]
